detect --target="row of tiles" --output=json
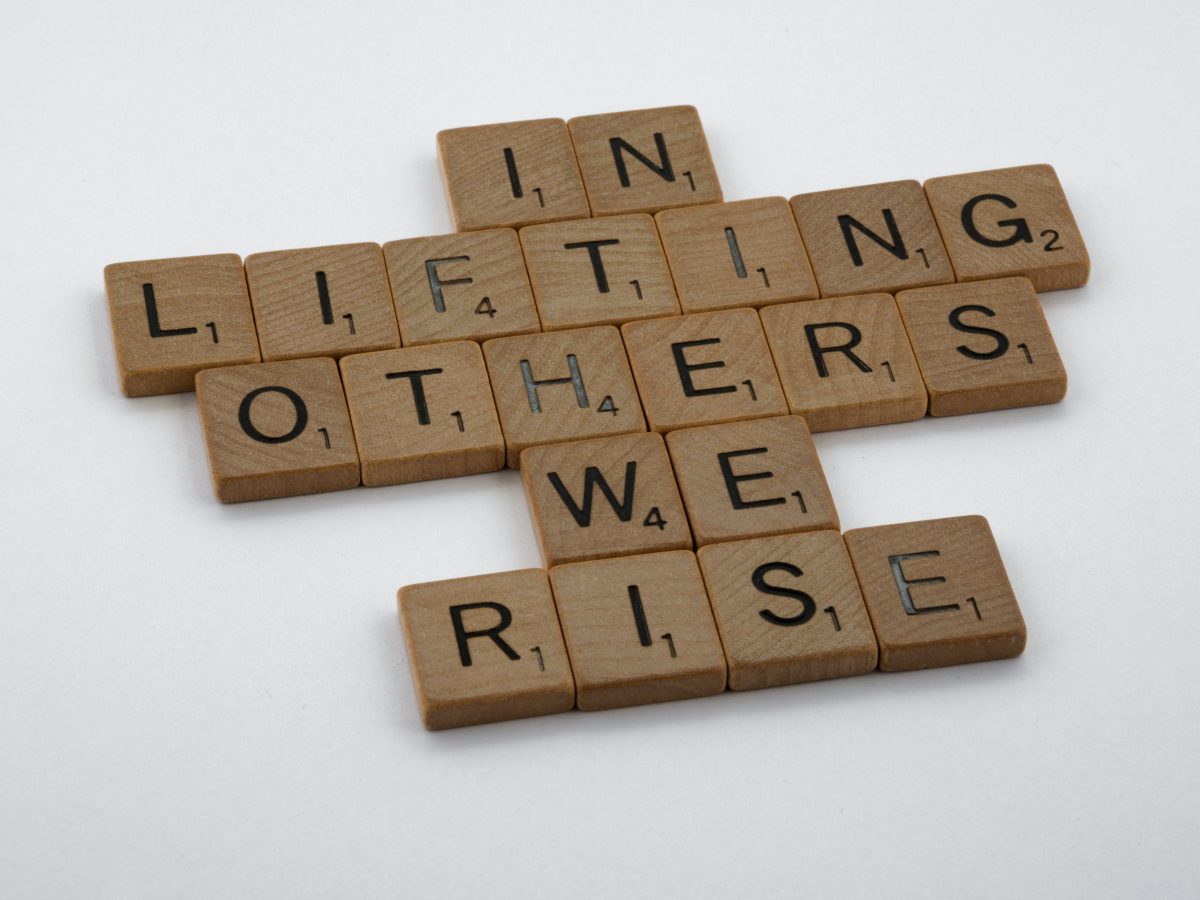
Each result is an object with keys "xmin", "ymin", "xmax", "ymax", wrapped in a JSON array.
[
  {"xmin": 194, "ymin": 282, "xmax": 1067, "ymax": 503},
  {"xmin": 106, "ymin": 167, "xmax": 1086, "ymax": 399},
  {"xmin": 398, "ymin": 517, "xmax": 1027, "ymax": 730}
]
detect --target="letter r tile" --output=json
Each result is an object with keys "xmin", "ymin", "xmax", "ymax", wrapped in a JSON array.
[
  {"xmin": 398, "ymin": 569, "xmax": 575, "ymax": 730},
  {"xmin": 843, "ymin": 516, "xmax": 1027, "ymax": 672},
  {"xmin": 521, "ymin": 432, "xmax": 692, "ymax": 567}
]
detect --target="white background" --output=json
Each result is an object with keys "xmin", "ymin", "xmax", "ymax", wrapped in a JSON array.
[{"xmin": 2, "ymin": 1, "xmax": 1197, "ymax": 897}]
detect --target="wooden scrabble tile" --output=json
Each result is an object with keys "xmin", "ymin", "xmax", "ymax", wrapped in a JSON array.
[
  {"xmin": 483, "ymin": 326, "xmax": 646, "ymax": 468},
  {"xmin": 195, "ymin": 357, "xmax": 360, "ymax": 502},
  {"xmin": 759, "ymin": 294, "xmax": 927, "ymax": 431},
  {"xmin": 382, "ymin": 229, "xmax": 540, "ymax": 345},
  {"xmin": 924, "ymin": 164, "xmax": 1089, "ymax": 292},
  {"xmin": 437, "ymin": 118, "xmax": 590, "ymax": 231},
  {"xmin": 521, "ymin": 432, "xmax": 692, "ymax": 567},
  {"xmin": 665, "ymin": 416, "xmax": 838, "ymax": 546},
  {"xmin": 568, "ymin": 105, "xmax": 722, "ymax": 217},
  {"xmin": 621, "ymin": 308, "xmax": 787, "ymax": 433},
  {"xmin": 843, "ymin": 516, "xmax": 1026, "ymax": 671},
  {"xmin": 549, "ymin": 551, "xmax": 726, "ymax": 710},
  {"xmin": 104, "ymin": 254, "xmax": 260, "ymax": 396},
  {"xmin": 655, "ymin": 197, "xmax": 819, "ymax": 313},
  {"xmin": 789, "ymin": 180, "xmax": 954, "ymax": 297},
  {"xmin": 340, "ymin": 341, "xmax": 504, "ymax": 486},
  {"xmin": 244, "ymin": 242, "xmax": 400, "ymax": 361},
  {"xmin": 895, "ymin": 277, "xmax": 1067, "ymax": 416},
  {"xmin": 696, "ymin": 531, "xmax": 877, "ymax": 691},
  {"xmin": 519, "ymin": 214, "xmax": 680, "ymax": 330},
  {"xmin": 398, "ymin": 569, "xmax": 575, "ymax": 730}
]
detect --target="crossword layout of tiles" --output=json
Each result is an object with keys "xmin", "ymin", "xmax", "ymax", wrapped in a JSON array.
[{"xmin": 105, "ymin": 105, "xmax": 1088, "ymax": 729}]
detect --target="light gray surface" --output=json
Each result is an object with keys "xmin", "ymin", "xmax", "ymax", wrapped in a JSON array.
[{"xmin": 2, "ymin": 1, "xmax": 1197, "ymax": 896}]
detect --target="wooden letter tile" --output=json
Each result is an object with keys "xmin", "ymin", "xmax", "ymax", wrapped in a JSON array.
[
  {"xmin": 521, "ymin": 432, "xmax": 692, "ymax": 567},
  {"xmin": 519, "ymin": 214, "xmax": 680, "ymax": 330},
  {"xmin": 665, "ymin": 416, "xmax": 838, "ymax": 546},
  {"xmin": 398, "ymin": 569, "xmax": 575, "ymax": 730},
  {"xmin": 340, "ymin": 341, "xmax": 504, "ymax": 486},
  {"xmin": 482, "ymin": 326, "xmax": 646, "ymax": 468},
  {"xmin": 895, "ymin": 277, "xmax": 1067, "ymax": 416},
  {"xmin": 843, "ymin": 516, "xmax": 1026, "ymax": 671},
  {"xmin": 568, "ymin": 106, "xmax": 722, "ymax": 216},
  {"xmin": 696, "ymin": 531, "xmax": 877, "ymax": 691},
  {"xmin": 549, "ymin": 551, "xmax": 726, "ymax": 710},
  {"xmin": 245, "ymin": 242, "xmax": 400, "ymax": 361},
  {"xmin": 924, "ymin": 164, "xmax": 1089, "ymax": 292},
  {"xmin": 655, "ymin": 197, "xmax": 819, "ymax": 313},
  {"xmin": 437, "ymin": 118, "xmax": 590, "ymax": 231},
  {"xmin": 105, "ymin": 254, "xmax": 260, "ymax": 396},
  {"xmin": 383, "ymin": 229, "xmax": 540, "ymax": 345},
  {"xmin": 195, "ymin": 357, "xmax": 360, "ymax": 502},
  {"xmin": 621, "ymin": 308, "xmax": 787, "ymax": 432},
  {"xmin": 789, "ymin": 180, "xmax": 954, "ymax": 297},
  {"xmin": 759, "ymin": 294, "xmax": 927, "ymax": 431}
]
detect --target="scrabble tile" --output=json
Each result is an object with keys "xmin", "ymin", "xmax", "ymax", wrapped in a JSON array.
[
  {"xmin": 519, "ymin": 214, "xmax": 680, "ymax": 330},
  {"xmin": 621, "ymin": 308, "xmax": 787, "ymax": 433},
  {"xmin": 843, "ymin": 516, "xmax": 1026, "ymax": 671},
  {"xmin": 521, "ymin": 433, "xmax": 692, "ymax": 567},
  {"xmin": 483, "ymin": 326, "xmax": 646, "ymax": 468},
  {"xmin": 568, "ymin": 105, "xmax": 722, "ymax": 217},
  {"xmin": 549, "ymin": 551, "xmax": 726, "ymax": 710},
  {"xmin": 195, "ymin": 357, "xmax": 360, "ymax": 502},
  {"xmin": 696, "ymin": 531, "xmax": 878, "ymax": 691},
  {"xmin": 895, "ymin": 277, "xmax": 1067, "ymax": 416},
  {"xmin": 655, "ymin": 197, "xmax": 819, "ymax": 313},
  {"xmin": 437, "ymin": 118, "xmax": 590, "ymax": 231},
  {"xmin": 340, "ymin": 342, "xmax": 504, "ymax": 487},
  {"xmin": 104, "ymin": 254, "xmax": 260, "ymax": 396},
  {"xmin": 759, "ymin": 294, "xmax": 927, "ymax": 431},
  {"xmin": 382, "ymin": 229, "xmax": 540, "ymax": 345},
  {"xmin": 665, "ymin": 416, "xmax": 838, "ymax": 546},
  {"xmin": 244, "ymin": 242, "xmax": 400, "ymax": 361},
  {"xmin": 398, "ymin": 569, "xmax": 575, "ymax": 730},
  {"xmin": 789, "ymin": 180, "xmax": 954, "ymax": 297},
  {"xmin": 924, "ymin": 164, "xmax": 1089, "ymax": 292}
]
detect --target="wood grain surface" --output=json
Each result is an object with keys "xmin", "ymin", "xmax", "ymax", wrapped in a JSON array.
[
  {"xmin": 437, "ymin": 118, "xmax": 590, "ymax": 231},
  {"xmin": 105, "ymin": 253, "xmax": 260, "ymax": 396},
  {"xmin": 895, "ymin": 276, "xmax": 1067, "ymax": 416},
  {"xmin": 655, "ymin": 197, "xmax": 819, "ymax": 313},
  {"xmin": 568, "ymin": 106, "xmax": 722, "ymax": 216},
  {"xmin": 621, "ymin": 308, "xmax": 787, "ymax": 432},
  {"xmin": 790, "ymin": 180, "xmax": 954, "ymax": 297},
  {"xmin": 924, "ymin": 164, "xmax": 1089, "ymax": 291},
  {"xmin": 549, "ymin": 550, "xmax": 726, "ymax": 710},
  {"xmin": 519, "ymin": 213, "xmax": 679, "ymax": 330},
  {"xmin": 696, "ymin": 531, "xmax": 878, "ymax": 690},
  {"xmin": 521, "ymin": 432, "xmax": 692, "ymax": 567},
  {"xmin": 843, "ymin": 515, "xmax": 1026, "ymax": 671},
  {"xmin": 195, "ymin": 357, "xmax": 360, "ymax": 502},
  {"xmin": 244, "ymin": 242, "xmax": 399, "ymax": 361},
  {"xmin": 665, "ymin": 415, "xmax": 839, "ymax": 546},
  {"xmin": 482, "ymin": 325, "xmax": 646, "ymax": 467},
  {"xmin": 398, "ymin": 569, "xmax": 575, "ymax": 729},
  {"xmin": 383, "ymin": 228, "xmax": 540, "ymax": 345},
  {"xmin": 340, "ymin": 341, "xmax": 504, "ymax": 487},
  {"xmin": 759, "ymin": 293, "xmax": 927, "ymax": 430}
]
